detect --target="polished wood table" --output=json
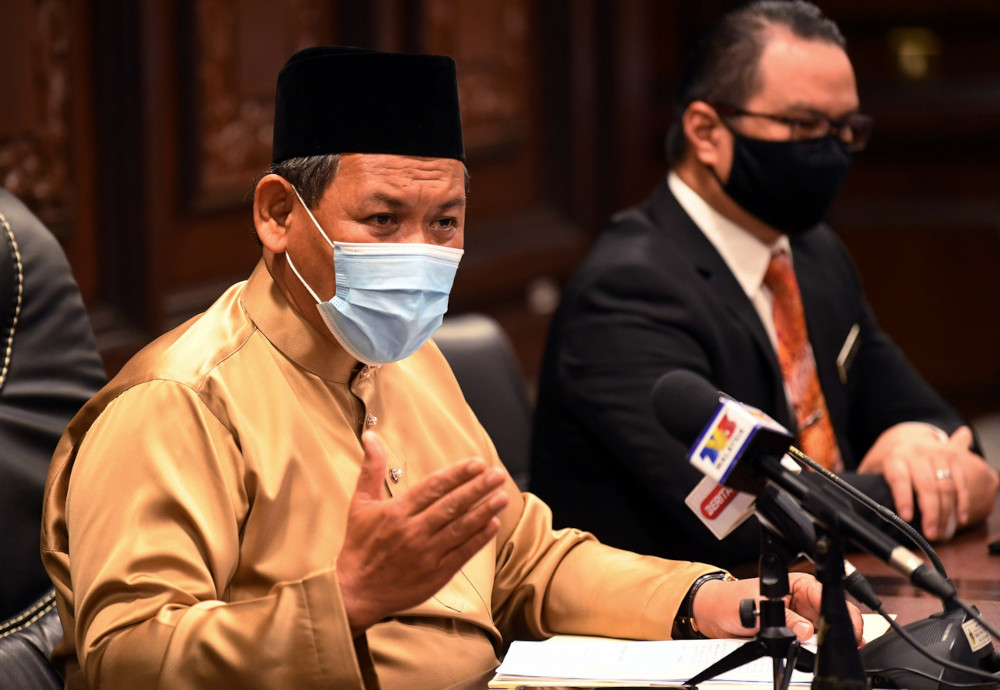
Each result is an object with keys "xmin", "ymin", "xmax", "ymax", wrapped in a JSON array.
[{"xmin": 847, "ymin": 497, "xmax": 1000, "ymax": 626}]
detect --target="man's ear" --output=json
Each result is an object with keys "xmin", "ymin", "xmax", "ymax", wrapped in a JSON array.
[
  {"xmin": 254, "ymin": 174, "xmax": 295, "ymax": 253},
  {"xmin": 683, "ymin": 101, "xmax": 727, "ymax": 167}
]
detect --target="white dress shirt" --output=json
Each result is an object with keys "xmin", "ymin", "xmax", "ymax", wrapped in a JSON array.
[{"xmin": 667, "ymin": 171, "xmax": 791, "ymax": 354}]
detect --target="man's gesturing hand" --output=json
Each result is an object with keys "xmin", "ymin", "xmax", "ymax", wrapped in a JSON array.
[{"xmin": 337, "ymin": 431, "xmax": 510, "ymax": 637}]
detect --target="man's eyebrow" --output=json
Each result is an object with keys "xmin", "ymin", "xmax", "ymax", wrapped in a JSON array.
[
  {"xmin": 359, "ymin": 192, "xmax": 466, "ymax": 211},
  {"xmin": 438, "ymin": 196, "xmax": 467, "ymax": 211},
  {"xmin": 361, "ymin": 192, "xmax": 466, "ymax": 211},
  {"xmin": 360, "ymin": 191, "xmax": 405, "ymax": 208},
  {"xmin": 783, "ymin": 101, "xmax": 859, "ymax": 118}
]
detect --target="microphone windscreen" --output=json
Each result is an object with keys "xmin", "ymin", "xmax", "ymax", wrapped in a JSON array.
[{"xmin": 651, "ymin": 369, "xmax": 724, "ymax": 447}]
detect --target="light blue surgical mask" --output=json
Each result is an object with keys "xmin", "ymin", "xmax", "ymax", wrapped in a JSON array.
[{"xmin": 285, "ymin": 187, "xmax": 464, "ymax": 365}]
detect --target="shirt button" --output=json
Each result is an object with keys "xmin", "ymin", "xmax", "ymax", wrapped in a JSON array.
[{"xmin": 365, "ymin": 413, "xmax": 378, "ymax": 429}]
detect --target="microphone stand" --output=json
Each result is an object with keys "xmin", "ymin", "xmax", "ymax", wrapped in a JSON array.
[
  {"xmin": 686, "ymin": 527, "xmax": 802, "ymax": 690},
  {"xmin": 809, "ymin": 525, "xmax": 868, "ymax": 690},
  {"xmin": 752, "ymin": 482, "xmax": 869, "ymax": 689}
]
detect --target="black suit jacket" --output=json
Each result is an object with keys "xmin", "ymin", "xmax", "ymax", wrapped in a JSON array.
[{"xmin": 530, "ymin": 180, "xmax": 965, "ymax": 569}]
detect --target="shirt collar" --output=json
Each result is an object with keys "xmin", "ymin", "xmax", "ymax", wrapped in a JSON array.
[
  {"xmin": 667, "ymin": 171, "xmax": 790, "ymax": 299},
  {"xmin": 241, "ymin": 260, "xmax": 361, "ymax": 383}
]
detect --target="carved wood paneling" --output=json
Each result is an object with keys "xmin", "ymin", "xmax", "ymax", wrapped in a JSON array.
[
  {"xmin": 424, "ymin": 0, "xmax": 530, "ymax": 163},
  {"xmin": 420, "ymin": 0, "xmax": 589, "ymax": 380},
  {"xmin": 189, "ymin": 0, "xmax": 335, "ymax": 209},
  {"xmin": 0, "ymin": 0, "xmax": 74, "ymax": 236}
]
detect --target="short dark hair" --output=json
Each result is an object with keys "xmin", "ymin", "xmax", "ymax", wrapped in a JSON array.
[
  {"xmin": 262, "ymin": 153, "xmax": 471, "ymax": 210},
  {"xmin": 267, "ymin": 154, "xmax": 342, "ymax": 208},
  {"xmin": 248, "ymin": 155, "xmax": 340, "ymax": 247},
  {"xmin": 665, "ymin": 0, "xmax": 846, "ymax": 165}
]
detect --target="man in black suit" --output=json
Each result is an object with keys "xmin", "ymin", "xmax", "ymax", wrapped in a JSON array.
[{"xmin": 530, "ymin": 0, "xmax": 998, "ymax": 569}]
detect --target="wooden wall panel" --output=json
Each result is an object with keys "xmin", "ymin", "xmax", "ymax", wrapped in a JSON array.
[
  {"xmin": 0, "ymin": 0, "xmax": 98, "ymax": 303},
  {"xmin": 0, "ymin": 0, "xmax": 74, "ymax": 234},
  {"xmin": 420, "ymin": 0, "xmax": 591, "ymax": 380},
  {"xmin": 169, "ymin": 0, "xmax": 337, "ymax": 294},
  {"xmin": 825, "ymin": 3, "xmax": 1000, "ymax": 418},
  {"xmin": 185, "ymin": 0, "xmax": 336, "ymax": 211}
]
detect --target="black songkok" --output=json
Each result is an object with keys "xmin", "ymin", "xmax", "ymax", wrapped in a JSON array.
[{"xmin": 272, "ymin": 46, "xmax": 465, "ymax": 164}]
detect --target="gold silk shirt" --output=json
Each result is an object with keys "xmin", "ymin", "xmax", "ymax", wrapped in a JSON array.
[{"xmin": 41, "ymin": 261, "xmax": 718, "ymax": 689}]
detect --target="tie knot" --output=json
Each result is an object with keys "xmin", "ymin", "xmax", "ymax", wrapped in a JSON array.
[{"xmin": 764, "ymin": 250, "xmax": 795, "ymax": 293}]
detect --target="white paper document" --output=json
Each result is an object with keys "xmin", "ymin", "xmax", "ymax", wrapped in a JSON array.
[
  {"xmin": 490, "ymin": 636, "xmax": 811, "ymax": 688},
  {"xmin": 489, "ymin": 614, "xmax": 891, "ymax": 688}
]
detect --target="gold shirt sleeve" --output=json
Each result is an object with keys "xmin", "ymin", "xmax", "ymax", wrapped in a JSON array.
[
  {"xmin": 491, "ymin": 491, "xmax": 719, "ymax": 643},
  {"xmin": 49, "ymin": 381, "xmax": 373, "ymax": 690}
]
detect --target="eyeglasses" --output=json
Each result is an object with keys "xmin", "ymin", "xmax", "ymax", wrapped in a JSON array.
[{"xmin": 712, "ymin": 103, "xmax": 874, "ymax": 152}]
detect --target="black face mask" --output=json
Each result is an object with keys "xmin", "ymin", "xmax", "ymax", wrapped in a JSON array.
[{"xmin": 716, "ymin": 132, "xmax": 852, "ymax": 236}]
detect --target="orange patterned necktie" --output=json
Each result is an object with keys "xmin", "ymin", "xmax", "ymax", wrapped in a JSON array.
[{"xmin": 764, "ymin": 250, "xmax": 842, "ymax": 471}]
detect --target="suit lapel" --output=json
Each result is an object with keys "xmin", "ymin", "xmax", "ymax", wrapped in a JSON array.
[{"xmin": 645, "ymin": 182, "xmax": 786, "ymax": 412}]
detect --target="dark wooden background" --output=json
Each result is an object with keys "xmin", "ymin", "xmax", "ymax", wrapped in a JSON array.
[{"xmin": 3, "ymin": 0, "xmax": 999, "ymax": 424}]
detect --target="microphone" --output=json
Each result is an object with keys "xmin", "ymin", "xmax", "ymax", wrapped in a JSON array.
[
  {"xmin": 755, "ymin": 483, "xmax": 882, "ymax": 610},
  {"xmin": 651, "ymin": 369, "xmax": 956, "ymax": 601}
]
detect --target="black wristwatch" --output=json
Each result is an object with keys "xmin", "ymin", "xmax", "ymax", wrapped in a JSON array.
[{"xmin": 672, "ymin": 571, "xmax": 735, "ymax": 639}]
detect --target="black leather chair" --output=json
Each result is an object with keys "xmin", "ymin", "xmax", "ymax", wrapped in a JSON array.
[
  {"xmin": 433, "ymin": 313, "xmax": 532, "ymax": 489},
  {"xmin": 0, "ymin": 190, "xmax": 105, "ymax": 686},
  {"xmin": 0, "ymin": 189, "xmax": 105, "ymax": 620},
  {"xmin": 0, "ymin": 590, "xmax": 63, "ymax": 689}
]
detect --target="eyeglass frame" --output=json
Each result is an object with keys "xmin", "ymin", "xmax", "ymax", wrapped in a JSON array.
[{"xmin": 711, "ymin": 102, "xmax": 874, "ymax": 153}]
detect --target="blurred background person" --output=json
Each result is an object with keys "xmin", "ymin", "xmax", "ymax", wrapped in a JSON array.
[{"xmin": 529, "ymin": 0, "xmax": 998, "ymax": 570}]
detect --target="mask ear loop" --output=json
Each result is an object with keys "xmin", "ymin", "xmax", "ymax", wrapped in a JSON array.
[
  {"xmin": 697, "ymin": 103, "xmax": 733, "ymax": 191},
  {"xmin": 290, "ymin": 187, "xmax": 336, "ymax": 250},
  {"xmin": 284, "ymin": 186, "xmax": 334, "ymax": 304},
  {"xmin": 706, "ymin": 162, "xmax": 729, "ymax": 193}
]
